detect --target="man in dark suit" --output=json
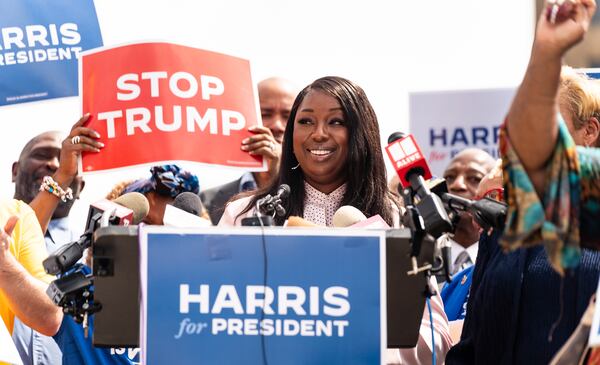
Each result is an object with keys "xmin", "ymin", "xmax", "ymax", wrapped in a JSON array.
[{"xmin": 201, "ymin": 77, "xmax": 297, "ymax": 224}]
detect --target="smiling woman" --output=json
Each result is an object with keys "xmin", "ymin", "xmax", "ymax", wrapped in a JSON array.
[
  {"xmin": 219, "ymin": 76, "xmax": 398, "ymax": 227},
  {"xmin": 292, "ymin": 90, "xmax": 349, "ymax": 195},
  {"xmin": 219, "ymin": 76, "xmax": 453, "ymax": 364}
]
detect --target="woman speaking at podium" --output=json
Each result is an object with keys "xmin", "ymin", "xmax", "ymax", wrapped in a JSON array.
[
  {"xmin": 220, "ymin": 76, "xmax": 398, "ymax": 228},
  {"xmin": 219, "ymin": 76, "xmax": 452, "ymax": 364}
]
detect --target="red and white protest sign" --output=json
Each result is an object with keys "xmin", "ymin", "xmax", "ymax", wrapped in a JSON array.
[{"xmin": 79, "ymin": 42, "xmax": 264, "ymax": 172}]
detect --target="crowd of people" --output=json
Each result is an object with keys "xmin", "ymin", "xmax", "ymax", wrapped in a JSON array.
[{"xmin": 1, "ymin": 0, "xmax": 600, "ymax": 364}]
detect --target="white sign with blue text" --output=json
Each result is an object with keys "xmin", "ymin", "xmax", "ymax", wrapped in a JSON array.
[
  {"xmin": 580, "ymin": 68, "xmax": 600, "ymax": 80},
  {"xmin": 409, "ymin": 88, "xmax": 516, "ymax": 176},
  {"xmin": 140, "ymin": 227, "xmax": 386, "ymax": 365},
  {"xmin": 0, "ymin": 0, "xmax": 102, "ymax": 106}
]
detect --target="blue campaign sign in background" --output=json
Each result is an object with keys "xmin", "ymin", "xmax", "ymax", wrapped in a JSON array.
[
  {"xmin": 0, "ymin": 0, "xmax": 102, "ymax": 106},
  {"xmin": 140, "ymin": 227, "xmax": 386, "ymax": 365},
  {"xmin": 581, "ymin": 68, "xmax": 600, "ymax": 80}
]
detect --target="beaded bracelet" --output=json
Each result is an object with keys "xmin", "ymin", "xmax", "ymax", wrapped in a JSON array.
[{"xmin": 39, "ymin": 176, "xmax": 73, "ymax": 202}]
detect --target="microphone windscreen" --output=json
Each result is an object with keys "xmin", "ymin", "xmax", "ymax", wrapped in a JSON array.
[
  {"xmin": 285, "ymin": 216, "xmax": 322, "ymax": 227},
  {"xmin": 173, "ymin": 192, "xmax": 203, "ymax": 216},
  {"xmin": 387, "ymin": 131, "xmax": 406, "ymax": 144},
  {"xmin": 332, "ymin": 205, "xmax": 367, "ymax": 227},
  {"xmin": 277, "ymin": 184, "xmax": 291, "ymax": 199},
  {"xmin": 114, "ymin": 192, "xmax": 150, "ymax": 224}
]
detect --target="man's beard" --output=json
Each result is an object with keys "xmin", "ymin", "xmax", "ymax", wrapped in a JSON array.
[
  {"xmin": 15, "ymin": 175, "xmax": 41, "ymax": 204},
  {"xmin": 15, "ymin": 174, "xmax": 74, "ymax": 217}
]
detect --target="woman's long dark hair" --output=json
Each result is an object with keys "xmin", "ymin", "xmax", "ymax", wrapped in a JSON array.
[{"xmin": 236, "ymin": 76, "xmax": 395, "ymax": 225}]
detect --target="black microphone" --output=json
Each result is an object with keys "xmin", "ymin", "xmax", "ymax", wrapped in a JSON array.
[
  {"xmin": 243, "ymin": 184, "xmax": 291, "ymax": 227},
  {"xmin": 173, "ymin": 192, "xmax": 203, "ymax": 216},
  {"xmin": 257, "ymin": 184, "xmax": 291, "ymax": 217},
  {"xmin": 441, "ymin": 193, "xmax": 507, "ymax": 231},
  {"xmin": 43, "ymin": 192, "xmax": 150, "ymax": 275},
  {"xmin": 387, "ymin": 132, "xmax": 406, "ymax": 144}
]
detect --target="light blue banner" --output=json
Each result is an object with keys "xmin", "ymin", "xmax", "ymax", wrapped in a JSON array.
[
  {"xmin": 140, "ymin": 227, "xmax": 386, "ymax": 365},
  {"xmin": 0, "ymin": 0, "xmax": 102, "ymax": 105}
]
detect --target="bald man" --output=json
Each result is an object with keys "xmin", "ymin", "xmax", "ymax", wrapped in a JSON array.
[
  {"xmin": 13, "ymin": 131, "xmax": 84, "ymax": 224},
  {"xmin": 201, "ymin": 77, "xmax": 298, "ymax": 224},
  {"xmin": 442, "ymin": 148, "xmax": 496, "ymax": 275},
  {"xmin": 11, "ymin": 131, "xmax": 85, "ymax": 365}
]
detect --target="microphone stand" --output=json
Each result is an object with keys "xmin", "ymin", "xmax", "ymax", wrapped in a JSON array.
[
  {"xmin": 241, "ymin": 204, "xmax": 274, "ymax": 227},
  {"xmin": 400, "ymin": 185, "xmax": 437, "ymax": 298},
  {"xmin": 241, "ymin": 188, "xmax": 289, "ymax": 227}
]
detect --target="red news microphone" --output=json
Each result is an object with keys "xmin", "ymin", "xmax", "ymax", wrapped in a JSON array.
[
  {"xmin": 385, "ymin": 132, "xmax": 452, "ymax": 239},
  {"xmin": 87, "ymin": 198, "xmax": 134, "ymax": 229},
  {"xmin": 385, "ymin": 132, "xmax": 432, "ymax": 190}
]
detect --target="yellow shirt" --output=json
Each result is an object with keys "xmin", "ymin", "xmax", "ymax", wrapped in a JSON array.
[{"xmin": 0, "ymin": 199, "xmax": 53, "ymax": 335}]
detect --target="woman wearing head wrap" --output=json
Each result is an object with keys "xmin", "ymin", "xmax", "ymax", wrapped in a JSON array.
[{"xmin": 119, "ymin": 164, "xmax": 200, "ymax": 225}]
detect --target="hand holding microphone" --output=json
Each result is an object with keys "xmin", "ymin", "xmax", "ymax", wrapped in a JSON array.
[{"xmin": 243, "ymin": 184, "xmax": 291, "ymax": 227}]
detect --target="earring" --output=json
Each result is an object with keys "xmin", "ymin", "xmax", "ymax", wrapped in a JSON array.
[{"xmin": 291, "ymin": 163, "xmax": 300, "ymax": 170}]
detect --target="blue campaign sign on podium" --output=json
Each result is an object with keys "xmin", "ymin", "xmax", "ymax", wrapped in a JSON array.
[{"xmin": 139, "ymin": 227, "xmax": 386, "ymax": 365}]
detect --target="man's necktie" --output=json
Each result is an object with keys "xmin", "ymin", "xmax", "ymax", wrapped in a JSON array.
[{"xmin": 452, "ymin": 250, "xmax": 472, "ymax": 275}]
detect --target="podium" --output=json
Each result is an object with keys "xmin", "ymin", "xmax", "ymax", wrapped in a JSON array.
[{"xmin": 92, "ymin": 226, "xmax": 434, "ymax": 364}]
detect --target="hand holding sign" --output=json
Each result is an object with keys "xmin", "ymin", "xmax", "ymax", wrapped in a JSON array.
[
  {"xmin": 242, "ymin": 125, "xmax": 281, "ymax": 186},
  {"xmin": 55, "ymin": 114, "xmax": 103, "ymax": 184}
]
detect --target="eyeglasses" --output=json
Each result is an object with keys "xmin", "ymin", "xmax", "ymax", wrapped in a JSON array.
[{"xmin": 476, "ymin": 188, "xmax": 504, "ymax": 201}]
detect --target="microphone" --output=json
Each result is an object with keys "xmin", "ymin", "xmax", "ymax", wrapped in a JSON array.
[
  {"xmin": 163, "ymin": 192, "xmax": 211, "ymax": 227},
  {"xmin": 243, "ymin": 184, "xmax": 291, "ymax": 226},
  {"xmin": 172, "ymin": 192, "xmax": 203, "ymax": 216},
  {"xmin": 385, "ymin": 132, "xmax": 432, "ymax": 190},
  {"xmin": 332, "ymin": 206, "xmax": 367, "ymax": 227},
  {"xmin": 113, "ymin": 192, "xmax": 150, "ymax": 225},
  {"xmin": 332, "ymin": 206, "xmax": 390, "ymax": 229},
  {"xmin": 385, "ymin": 132, "xmax": 452, "ymax": 239},
  {"xmin": 256, "ymin": 184, "xmax": 291, "ymax": 217},
  {"xmin": 441, "ymin": 193, "xmax": 507, "ymax": 231},
  {"xmin": 43, "ymin": 193, "xmax": 150, "ymax": 275}
]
